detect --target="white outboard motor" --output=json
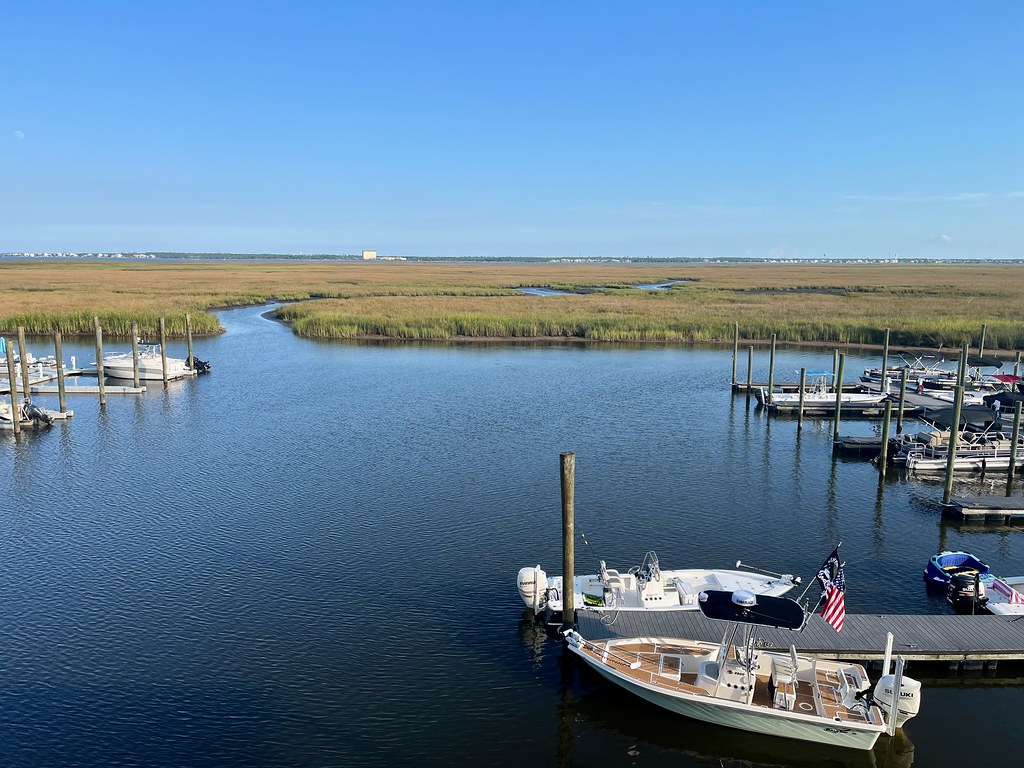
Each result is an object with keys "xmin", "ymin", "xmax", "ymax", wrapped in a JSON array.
[
  {"xmin": 517, "ymin": 565, "xmax": 548, "ymax": 611},
  {"xmin": 873, "ymin": 666, "xmax": 922, "ymax": 729}
]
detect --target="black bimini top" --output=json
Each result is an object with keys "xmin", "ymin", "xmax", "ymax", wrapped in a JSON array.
[{"xmin": 697, "ymin": 590, "xmax": 807, "ymax": 630}]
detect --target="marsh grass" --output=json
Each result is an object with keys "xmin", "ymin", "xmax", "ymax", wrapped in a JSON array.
[{"xmin": 3, "ymin": 260, "xmax": 1023, "ymax": 347}]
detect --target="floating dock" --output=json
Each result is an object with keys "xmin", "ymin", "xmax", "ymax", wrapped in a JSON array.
[
  {"xmin": 946, "ymin": 494, "xmax": 1024, "ymax": 523},
  {"xmin": 576, "ymin": 610, "xmax": 1024, "ymax": 669}
]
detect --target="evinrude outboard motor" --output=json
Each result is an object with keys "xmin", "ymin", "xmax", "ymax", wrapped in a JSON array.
[
  {"xmin": 947, "ymin": 571, "xmax": 987, "ymax": 613},
  {"xmin": 517, "ymin": 565, "xmax": 548, "ymax": 611},
  {"xmin": 873, "ymin": 672, "xmax": 922, "ymax": 728}
]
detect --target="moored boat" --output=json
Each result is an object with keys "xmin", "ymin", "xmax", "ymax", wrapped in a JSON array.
[
  {"xmin": 923, "ymin": 551, "xmax": 989, "ymax": 584},
  {"xmin": 99, "ymin": 342, "xmax": 210, "ymax": 381},
  {"xmin": 517, "ymin": 550, "xmax": 798, "ymax": 621},
  {"xmin": 563, "ymin": 589, "xmax": 921, "ymax": 750}
]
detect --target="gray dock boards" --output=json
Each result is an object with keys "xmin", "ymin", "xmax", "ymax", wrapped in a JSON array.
[{"xmin": 576, "ymin": 610, "xmax": 1024, "ymax": 662}]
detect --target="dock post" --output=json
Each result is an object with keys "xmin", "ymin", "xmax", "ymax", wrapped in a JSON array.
[
  {"xmin": 159, "ymin": 317, "xmax": 168, "ymax": 384},
  {"xmin": 17, "ymin": 327, "xmax": 31, "ymax": 401},
  {"xmin": 54, "ymin": 332, "xmax": 67, "ymax": 413},
  {"xmin": 1015, "ymin": 351, "xmax": 1021, "ymax": 379},
  {"xmin": 942, "ymin": 385, "xmax": 964, "ymax": 506},
  {"xmin": 746, "ymin": 346, "xmax": 753, "ymax": 396},
  {"xmin": 957, "ymin": 343, "xmax": 969, "ymax": 386},
  {"xmin": 93, "ymin": 316, "xmax": 106, "ymax": 406},
  {"xmin": 798, "ymin": 367, "xmax": 806, "ymax": 431},
  {"xmin": 896, "ymin": 368, "xmax": 908, "ymax": 434},
  {"xmin": 1009, "ymin": 400, "xmax": 1022, "ymax": 482},
  {"xmin": 978, "ymin": 324, "xmax": 987, "ymax": 358},
  {"xmin": 832, "ymin": 349, "xmax": 839, "ymax": 378},
  {"xmin": 131, "ymin": 322, "xmax": 140, "ymax": 389},
  {"xmin": 186, "ymin": 313, "xmax": 195, "ymax": 372},
  {"xmin": 560, "ymin": 451, "xmax": 576, "ymax": 631},
  {"xmin": 5, "ymin": 341, "xmax": 20, "ymax": 435},
  {"xmin": 879, "ymin": 399, "xmax": 892, "ymax": 476},
  {"xmin": 767, "ymin": 334, "xmax": 777, "ymax": 406},
  {"xmin": 833, "ymin": 353, "xmax": 846, "ymax": 443},
  {"xmin": 880, "ymin": 328, "xmax": 890, "ymax": 392}
]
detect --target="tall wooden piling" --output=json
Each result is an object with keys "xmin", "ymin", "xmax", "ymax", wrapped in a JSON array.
[
  {"xmin": 880, "ymin": 328, "xmax": 890, "ymax": 392},
  {"xmin": 766, "ymin": 334, "xmax": 777, "ymax": 406},
  {"xmin": 1015, "ymin": 351, "xmax": 1021, "ymax": 379},
  {"xmin": 879, "ymin": 399, "xmax": 892, "ymax": 476},
  {"xmin": 93, "ymin": 316, "xmax": 106, "ymax": 406},
  {"xmin": 832, "ymin": 349, "xmax": 839, "ymax": 378},
  {"xmin": 978, "ymin": 324, "xmax": 988, "ymax": 358},
  {"xmin": 746, "ymin": 346, "xmax": 753, "ymax": 396},
  {"xmin": 5, "ymin": 342, "xmax": 20, "ymax": 435},
  {"xmin": 560, "ymin": 451, "xmax": 576, "ymax": 630},
  {"xmin": 17, "ymin": 327, "xmax": 31, "ymax": 401},
  {"xmin": 832, "ymin": 353, "xmax": 846, "ymax": 443},
  {"xmin": 942, "ymin": 385, "xmax": 965, "ymax": 506},
  {"xmin": 131, "ymin": 322, "xmax": 141, "ymax": 389},
  {"xmin": 1009, "ymin": 401, "xmax": 1023, "ymax": 482},
  {"xmin": 896, "ymin": 368, "xmax": 908, "ymax": 434},
  {"xmin": 159, "ymin": 317, "xmax": 169, "ymax": 384},
  {"xmin": 797, "ymin": 367, "xmax": 806, "ymax": 431},
  {"xmin": 53, "ymin": 332, "xmax": 66, "ymax": 413},
  {"xmin": 957, "ymin": 343, "xmax": 969, "ymax": 386},
  {"xmin": 186, "ymin": 313, "xmax": 195, "ymax": 371}
]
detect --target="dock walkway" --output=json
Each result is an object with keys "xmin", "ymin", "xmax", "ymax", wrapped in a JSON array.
[{"xmin": 576, "ymin": 610, "xmax": 1024, "ymax": 665}]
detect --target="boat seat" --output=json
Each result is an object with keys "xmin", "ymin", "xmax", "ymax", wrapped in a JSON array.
[
  {"xmin": 696, "ymin": 659, "xmax": 720, "ymax": 691},
  {"xmin": 771, "ymin": 654, "xmax": 797, "ymax": 710}
]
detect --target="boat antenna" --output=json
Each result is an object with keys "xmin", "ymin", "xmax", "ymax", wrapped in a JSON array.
[{"xmin": 735, "ymin": 560, "xmax": 801, "ymax": 584}]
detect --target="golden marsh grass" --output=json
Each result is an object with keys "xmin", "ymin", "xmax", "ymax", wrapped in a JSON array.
[{"xmin": 1, "ymin": 260, "xmax": 1022, "ymax": 348}]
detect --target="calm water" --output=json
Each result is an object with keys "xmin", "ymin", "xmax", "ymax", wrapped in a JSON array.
[{"xmin": 2, "ymin": 304, "xmax": 1023, "ymax": 768}]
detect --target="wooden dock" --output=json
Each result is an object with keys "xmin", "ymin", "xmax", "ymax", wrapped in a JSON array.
[
  {"xmin": 576, "ymin": 609, "xmax": 1024, "ymax": 667},
  {"xmin": 947, "ymin": 494, "xmax": 1024, "ymax": 523}
]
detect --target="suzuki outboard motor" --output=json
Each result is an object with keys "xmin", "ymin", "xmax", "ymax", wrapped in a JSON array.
[{"xmin": 873, "ymin": 672, "xmax": 922, "ymax": 728}]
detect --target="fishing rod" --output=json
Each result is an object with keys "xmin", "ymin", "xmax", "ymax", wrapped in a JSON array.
[
  {"xmin": 579, "ymin": 531, "xmax": 602, "ymax": 569},
  {"xmin": 734, "ymin": 560, "xmax": 802, "ymax": 585}
]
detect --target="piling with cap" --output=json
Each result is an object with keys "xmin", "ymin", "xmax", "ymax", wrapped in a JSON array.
[
  {"xmin": 560, "ymin": 451, "xmax": 576, "ymax": 630},
  {"xmin": 942, "ymin": 385, "xmax": 965, "ymax": 506},
  {"xmin": 832, "ymin": 353, "xmax": 846, "ymax": 443}
]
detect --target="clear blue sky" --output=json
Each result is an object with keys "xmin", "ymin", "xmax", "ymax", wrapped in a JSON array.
[{"xmin": 3, "ymin": 2, "xmax": 1022, "ymax": 259}]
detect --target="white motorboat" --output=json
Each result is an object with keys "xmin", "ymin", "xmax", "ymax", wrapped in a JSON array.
[
  {"xmin": 563, "ymin": 590, "xmax": 921, "ymax": 751},
  {"xmin": 0, "ymin": 398, "xmax": 54, "ymax": 430},
  {"xmin": 755, "ymin": 372, "xmax": 888, "ymax": 411},
  {"xmin": 99, "ymin": 343, "xmax": 207, "ymax": 381},
  {"xmin": 517, "ymin": 551, "xmax": 798, "ymax": 619}
]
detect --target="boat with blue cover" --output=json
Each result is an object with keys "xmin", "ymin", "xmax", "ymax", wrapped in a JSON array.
[{"xmin": 923, "ymin": 551, "xmax": 990, "ymax": 584}]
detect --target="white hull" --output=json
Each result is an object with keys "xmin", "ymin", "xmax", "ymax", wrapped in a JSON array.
[
  {"xmin": 756, "ymin": 388, "xmax": 887, "ymax": 409},
  {"xmin": 905, "ymin": 452, "xmax": 1024, "ymax": 473},
  {"xmin": 101, "ymin": 355, "xmax": 192, "ymax": 380},
  {"xmin": 565, "ymin": 633, "xmax": 903, "ymax": 751}
]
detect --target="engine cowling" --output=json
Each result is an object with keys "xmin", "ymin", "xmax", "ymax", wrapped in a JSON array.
[
  {"xmin": 517, "ymin": 566, "xmax": 548, "ymax": 611},
  {"xmin": 873, "ymin": 674, "xmax": 922, "ymax": 727}
]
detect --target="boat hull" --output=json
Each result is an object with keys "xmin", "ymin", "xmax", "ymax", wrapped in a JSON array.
[
  {"xmin": 573, "ymin": 647, "xmax": 882, "ymax": 750},
  {"xmin": 102, "ymin": 357, "xmax": 192, "ymax": 381}
]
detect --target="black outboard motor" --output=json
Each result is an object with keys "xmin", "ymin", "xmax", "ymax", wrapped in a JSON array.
[
  {"xmin": 190, "ymin": 357, "xmax": 211, "ymax": 374},
  {"xmin": 22, "ymin": 399, "xmax": 54, "ymax": 427},
  {"xmin": 947, "ymin": 570, "xmax": 987, "ymax": 613}
]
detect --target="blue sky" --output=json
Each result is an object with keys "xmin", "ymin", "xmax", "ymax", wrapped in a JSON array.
[{"xmin": 3, "ymin": 2, "xmax": 1022, "ymax": 259}]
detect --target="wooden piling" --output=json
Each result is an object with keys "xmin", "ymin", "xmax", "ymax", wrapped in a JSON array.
[
  {"xmin": 979, "ymin": 324, "xmax": 987, "ymax": 358},
  {"xmin": 746, "ymin": 346, "xmax": 753, "ymax": 396},
  {"xmin": 186, "ymin": 313, "xmax": 195, "ymax": 371},
  {"xmin": 880, "ymin": 328, "xmax": 890, "ymax": 391},
  {"xmin": 93, "ymin": 316, "xmax": 106, "ymax": 406},
  {"xmin": 1009, "ymin": 401, "xmax": 1023, "ymax": 481},
  {"xmin": 159, "ymin": 317, "xmax": 168, "ymax": 384},
  {"xmin": 879, "ymin": 399, "xmax": 892, "ymax": 475},
  {"xmin": 767, "ymin": 334, "xmax": 777, "ymax": 406},
  {"xmin": 131, "ymin": 322, "xmax": 141, "ymax": 389},
  {"xmin": 896, "ymin": 368, "xmax": 908, "ymax": 434},
  {"xmin": 942, "ymin": 385, "xmax": 964, "ymax": 506},
  {"xmin": 833, "ymin": 353, "xmax": 845, "ymax": 443},
  {"xmin": 560, "ymin": 451, "xmax": 576, "ymax": 630},
  {"xmin": 5, "ymin": 341, "xmax": 20, "ymax": 435},
  {"xmin": 17, "ymin": 327, "xmax": 31, "ymax": 401},
  {"xmin": 1015, "ymin": 351, "xmax": 1021, "ymax": 379},
  {"xmin": 957, "ymin": 343, "xmax": 969, "ymax": 387},
  {"xmin": 54, "ymin": 332, "xmax": 67, "ymax": 413},
  {"xmin": 832, "ymin": 349, "xmax": 839, "ymax": 378},
  {"xmin": 797, "ymin": 367, "xmax": 806, "ymax": 431}
]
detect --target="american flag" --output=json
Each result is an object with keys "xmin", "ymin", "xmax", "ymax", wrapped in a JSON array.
[
  {"xmin": 991, "ymin": 578, "xmax": 1024, "ymax": 605},
  {"xmin": 816, "ymin": 547, "xmax": 847, "ymax": 632}
]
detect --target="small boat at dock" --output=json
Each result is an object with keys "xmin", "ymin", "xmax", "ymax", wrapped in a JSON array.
[
  {"xmin": 99, "ymin": 342, "xmax": 210, "ymax": 381},
  {"xmin": 756, "ymin": 372, "xmax": 889, "ymax": 411},
  {"xmin": 563, "ymin": 589, "xmax": 921, "ymax": 750},
  {"xmin": 517, "ymin": 551, "xmax": 799, "ymax": 622}
]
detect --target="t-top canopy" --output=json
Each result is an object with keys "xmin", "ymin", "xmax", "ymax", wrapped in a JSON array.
[{"xmin": 697, "ymin": 589, "xmax": 807, "ymax": 630}]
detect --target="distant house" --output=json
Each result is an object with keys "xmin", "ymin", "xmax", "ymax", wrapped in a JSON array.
[{"xmin": 361, "ymin": 250, "xmax": 377, "ymax": 260}]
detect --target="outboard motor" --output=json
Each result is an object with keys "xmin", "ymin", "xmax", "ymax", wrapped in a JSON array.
[
  {"xmin": 190, "ymin": 357, "xmax": 211, "ymax": 373},
  {"xmin": 517, "ymin": 566, "xmax": 548, "ymax": 611},
  {"xmin": 873, "ymin": 673, "xmax": 922, "ymax": 728},
  {"xmin": 23, "ymin": 399, "xmax": 54, "ymax": 427},
  {"xmin": 947, "ymin": 571, "xmax": 987, "ymax": 613}
]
